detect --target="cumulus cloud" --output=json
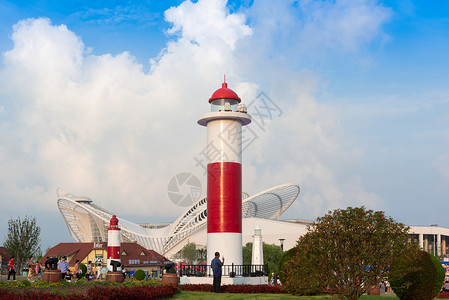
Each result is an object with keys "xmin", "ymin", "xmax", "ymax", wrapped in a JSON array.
[{"xmin": 0, "ymin": 0, "xmax": 392, "ymax": 245}]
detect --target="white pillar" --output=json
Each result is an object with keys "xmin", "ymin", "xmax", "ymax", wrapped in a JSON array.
[
  {"xmin": 419, "ymin": 233, "xmax": 424, "ymax": 249},
  {"xmin": 437, "ymin": 234, "xmax": 441, "ymax": 257},
  {"xmin": 443, "ymin": 237, "xmax": 447, "ymax": 257}
]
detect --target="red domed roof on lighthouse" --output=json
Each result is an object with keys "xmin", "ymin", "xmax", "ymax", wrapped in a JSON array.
[
  {"xmin": 109, "ymin": 214, "xmax": 120, "ymax": 230},
  {"xmin": 209, "ymin": 79, "xmax": 241, "ymax": 103}
]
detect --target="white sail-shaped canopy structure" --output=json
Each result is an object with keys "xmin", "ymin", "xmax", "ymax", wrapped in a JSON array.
[{"xmin": 57, "ymin": 183, "xmax": 300, "ymax": 254}]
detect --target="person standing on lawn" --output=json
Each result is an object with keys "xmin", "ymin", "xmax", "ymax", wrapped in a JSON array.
[
  {"xmin": 211, "ymin": 252, "xmax": 224, "ymax": 293},
  {"xmin": 58, "ymin": 256, "xmax": 70, "ymax": 280}
]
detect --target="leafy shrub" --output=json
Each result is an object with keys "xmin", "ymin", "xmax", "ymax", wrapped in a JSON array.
[
  {"xmin": 438, "ymin": 291, "xmax": 449, "ymax": 298},
  {"xmin": 135, "ymin": 269, "xmax": 146, "ymax": 281},
  {"xmin": 21, "ymin": 280, "xmax": 31, "ymax": 287},
  {"xmin": 79, "ymin": 263, "xmax": 87, "ymax": 277},
  {"xmin": 429, "ymin": 252, "xmax": 445, "ymax": 297},
  {"xmin": 278, "ymin": 247, "xmax": 297, "ymax": 285},
  {"xmin": 0, "ymin": 283, "xmax": 177, "ymax": 300},
  {"xmin": 391, "ymin": 250, "xmax": 439, "ymax": 300},
  {"xmin": 282, "ymin": 207, "xmax": 417, "ymax": 300}
]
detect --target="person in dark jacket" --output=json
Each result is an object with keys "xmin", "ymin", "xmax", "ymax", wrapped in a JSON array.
[{"xmin": 211, "ymin": 252, "xmax": 225, "ymax": 293}]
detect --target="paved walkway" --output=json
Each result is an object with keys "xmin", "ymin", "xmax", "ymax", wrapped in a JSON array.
[{"xmin": 0, "ymin": 275, "xmax": 27, "ymax": 282}]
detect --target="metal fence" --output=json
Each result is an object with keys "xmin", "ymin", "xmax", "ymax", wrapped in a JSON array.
[{"xmin": 179, "ymin": 264, "xmax": 268, "ymax": 277}]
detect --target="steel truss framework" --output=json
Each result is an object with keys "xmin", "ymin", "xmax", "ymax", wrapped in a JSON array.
[{"xmin": 57, "ymin": 183, "xmax": 300, "ymax": 254}]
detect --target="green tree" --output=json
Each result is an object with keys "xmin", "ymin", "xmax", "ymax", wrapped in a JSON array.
[
  {"xmin": 4, "ymin": 216, "xmax": 41, "ymax": 273},
  {"xmin": 35, "ymin": 246, "xmax": 43, "ymax": 261},
  {"xmin": 283, "ymin": 206, "xmax": 419, "ymax": 300},
  {"xmin": 242, "ymin": 242, "xmax": 252, "ymax": 265},
  {"xmin": 181, "ymin": 241, "xmax": 197, "ymax": 264},
  {"xmin": 197, "ymin": 246, "xmax": 206, "ymax": 263}
]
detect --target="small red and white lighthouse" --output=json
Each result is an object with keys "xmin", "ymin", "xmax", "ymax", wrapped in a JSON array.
[
  {"xmin": 198, "ymin": 80, "xmax": 251, "ymax": 267},
  {"xmin": 107, "ymin": 215, "xmax": 121, "ymax": 271}
]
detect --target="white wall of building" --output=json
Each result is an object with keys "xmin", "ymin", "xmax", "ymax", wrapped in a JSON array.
[{"xmin": 165, "ymin": 217, "xmax": 309, "ymax": 260}]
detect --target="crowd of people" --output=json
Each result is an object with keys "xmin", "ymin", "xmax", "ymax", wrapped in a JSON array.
[{"xmin": 4, "ymin": 256, "xmax": 119, "ymax": 282}]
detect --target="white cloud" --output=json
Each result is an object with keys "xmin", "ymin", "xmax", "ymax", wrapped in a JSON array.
[{"xmin": 0, "ymin": 0, "xmax": 392, "ymax": 245}]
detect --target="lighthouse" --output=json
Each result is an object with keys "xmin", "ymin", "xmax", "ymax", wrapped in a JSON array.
[
  {"xmin": 198, "ymin": 79, "xmax": 251, "ymax": 268},
  {"xmin": 107, "ymin": 215, "xmax": 121, "ymax": 272}
]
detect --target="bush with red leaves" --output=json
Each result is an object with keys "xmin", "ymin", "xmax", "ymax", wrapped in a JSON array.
[
  {"xmin": 438, "ymin": 291, "xmax": 449, "ymax": 298},
  {"xmin": 0, "ymin": 288, "xmax": 83, "ymax": 300},
  {"xmin": 0, "ymin": 285, "xmax": 177, "ymax": 300},
  {"xmin": 87, "ymin": 284, "xmax": 178, "ymax": 300},
  {"xmin": 180, "ymin": 284, "xmax": 212, "ymax": 292},
  {"xmin": 180, "ymin": 284, "xmax": 286, "ymax": 294}
]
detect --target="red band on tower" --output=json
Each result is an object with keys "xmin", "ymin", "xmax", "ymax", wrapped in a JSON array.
[{"xmin": 207, "ymin": 162, "xmax": 242, "ymax": 233}]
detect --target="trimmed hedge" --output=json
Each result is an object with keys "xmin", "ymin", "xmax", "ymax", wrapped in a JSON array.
[
  {"xmin": 429, "ymin": 252, "xmax": 445, "ymax": 297},
  {"xmin": 79, "ymin": 263, "xmax": 87, "ymax": 277},
  {"xmin": 391, "ymin": 250, "xmax": 443, "ymax": 300},
  {"xmin": 87, "ymin": 285, "xmax": 177, "ymax": 299},
  {"xmin": 135, "ymin": 269, "xmax": 146, "ymax": 281},
  {"xmin": 0, "ymin": 284, "xmax": 177, "ymax": 299}
]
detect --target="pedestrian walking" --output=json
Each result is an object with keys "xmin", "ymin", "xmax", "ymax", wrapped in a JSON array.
[
  {"xmin": 96, "ymin": 263, "xmax": 103, "ymax": 281},
  {"xmin": 7, "ymin": 256, "xmax": 16, "ymax": 281},
  {"xmin": 86, "ymin": 261, "xmax": 93, "ymax": 281},
  {"xmin": 27, "ymin": 256, "xmax": 36, "ymax": 282},
  {"xmin": 211, "ymin": 252, "xmax": 224, "ymax": 293}
]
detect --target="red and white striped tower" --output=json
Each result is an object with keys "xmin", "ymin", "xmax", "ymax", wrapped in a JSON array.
[
  {"xmin": 198, "ymin": 80, "xmax": 251, "ymax": 267},
  {"xmin": 107, "ymin": 215, "xmax": 121, "ymax": 272}
]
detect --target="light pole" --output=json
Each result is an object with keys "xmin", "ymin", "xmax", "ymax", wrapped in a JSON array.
[{"xmin": 279, "ymin": 239, "xmax": 285, "ymax": 256}]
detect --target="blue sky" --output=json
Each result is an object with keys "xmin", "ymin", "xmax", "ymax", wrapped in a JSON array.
[{"xmin": 0, "ymin": 0, "xmax": 448, "ymax": 251}]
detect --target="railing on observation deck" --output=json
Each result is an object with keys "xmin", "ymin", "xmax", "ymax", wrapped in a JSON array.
[{"xmin": 179, "ymin": 264, "xmax": 268, "ymax": 277}]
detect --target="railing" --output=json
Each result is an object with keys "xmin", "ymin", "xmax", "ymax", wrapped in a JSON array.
[{"xmin": 179, "ymin": 264, "xmax": 268, "ymax": 277}]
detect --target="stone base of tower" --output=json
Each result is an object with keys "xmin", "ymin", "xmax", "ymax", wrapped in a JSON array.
[
  {"xmin": 180, "ymin": 276, "xmax": 268, "ymax": 285},
  {"xmin": 106, "ymin": 272, "xmax": 124, "ymax": 283}
]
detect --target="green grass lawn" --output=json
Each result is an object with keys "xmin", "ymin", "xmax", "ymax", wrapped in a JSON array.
[{"xmin": 173, "ymin": 291, "xmax": 401, "ymax": 299}]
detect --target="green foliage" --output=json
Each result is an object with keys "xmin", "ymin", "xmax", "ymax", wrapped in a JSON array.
[
  {"xmin": 283, "ymin": 206, "xmax": 419, "ymax": 300},
  {"xmin": 181, "ymin": 242, "xmax": 197, "ymax": 264},
  {"xmin": 391, "ymin": 250, "xmax": 439, "ymax": 300},
  {"xmin": 242, "ymin": 242, "xmax": 252, "ymax": 265},
  {"xmin": 278, "ymin": 247, "xmax": 298, "ymax": 285},
  {"xmin": 34, "ymin": 246, "xmax": 43, "ymax": 261},
  {"xmin": 263, "ymin": 243, "xmax": 282, "ymax": 275},
  {"xmin": 4, "ymin": 215, "xmax": 41, "ymax": 272},
  {"xmin": 21, "ymin": 280, "xmax": 31, "ymax": 287},
  {"xmin": 79, "ymin": 263, "xmax": 87, "ymax": 277},
  {"xmin": 197, "ymin": 246, "xmax": 206, "ymax": 263},
  {"xmin": 430, "ymin": 252, "xmax": 445, "ymax": 298},
  {"xmin": 135, "ymin": 269, "xmax": 146, "ymax": 281}
]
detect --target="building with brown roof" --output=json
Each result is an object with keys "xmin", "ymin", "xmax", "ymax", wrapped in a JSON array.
[{"xmin": 40, "ymin": 242, "xmax": 166, "ymax": 277}]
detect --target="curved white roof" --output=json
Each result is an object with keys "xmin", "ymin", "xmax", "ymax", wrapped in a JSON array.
[{"xmin": 57, "ymin": 184, "xmax": 300, "ymax": 254}]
